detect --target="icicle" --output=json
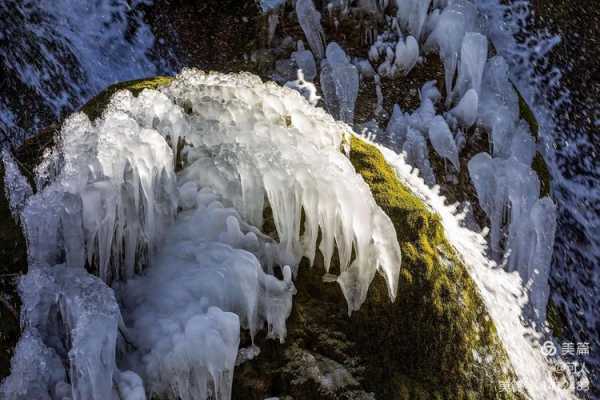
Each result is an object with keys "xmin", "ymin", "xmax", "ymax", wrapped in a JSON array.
[
  {"xmin": 296, "ymin": 0, "xmax": 326, "ymax": 59},
  {"xmin": 292, "ymin": 41, "xmax": 317, "ymax": 81},
  {"xmin": 394, "ymin": 35, "xmax": 419, "ymax": 75},
  {"xmin": 428, "ymin": 115, "xmax": 460, "ymax": 170},
  {"xmin": 320, "ymin": 43, "xmax": 359, "ymax": 123},
  {"xmin": 403, "ymin": 127, "xmax": 436, "ymax": 186}
]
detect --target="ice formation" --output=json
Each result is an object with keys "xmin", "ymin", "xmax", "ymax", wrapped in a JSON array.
[
  {"xmin": 291, "ymin": 41, "xmax": 317, "ymax": 81},
  {"xmin": 21, "ymin": 111, "xmax": 178, "ymax": 282},
  {"xmin": 424, "ymin": 1, "xmax": 480, "ymax": 100},
  {"xmin": 450, "ymin": 88, "xmax": 479, "ymax": 128},
  {"xmin": 395, "ymin": 0, "xmax": 431, "ymax": 40},
  {"xmin": 296, "ymin": 0, "xmax": 326, "ymax": 59},
  {"xmin": 394, "ymin": 35, "xmax": 419, "ymax": 75},
  {"xmin": 259, "ymin": 0, "xmax": 286, "ymax": 13},
  {"xmin": 369, "ymin": 138, "xmax": 573, "ymax": 399},
  {"xmin": 403, "ymin": 127, "xmax": 435, "ymax": 186},
  {"xmin": 2, "ymin": 150, "xmax": 33, "ymax": 220},
  {"xmin": 428, "ymin": 115, "xmax": 459, "ymax": 170},
  {"xmin": 3, "ymin": 70, "xmax": 402, "ymax": 399},
  {"xmin": 285, "ymin": 69, "xmax": 320, "ymax": 105},
  {"xmin": 468, "ymin": 152, "xmax": 556, "ymax": 320},
  {"xmin": 453, "ymin": 32, "xmax": 488, "ymax": 102},
  {"xmin": 2, "ymin": 265, "xmax": 124, "ymax": 400},
  {"xmin": 320, "ymin": 43, "xmax": 360, "ymax": 124},
  {"xmin": 120, "ymin": 188, "xmax": 296, "ymax": 399}
]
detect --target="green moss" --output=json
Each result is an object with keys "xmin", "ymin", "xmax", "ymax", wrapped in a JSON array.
[
  {"xmin": 235, "ymin": 136, "xmax": 523, "ymax": 399},
  {"xmin": 80, "ymin": 76, "xmax": 174, "ymax": 121},
  {"xmin": 346, "ymin": 137, "xmax": 522, "ymax": 399}
]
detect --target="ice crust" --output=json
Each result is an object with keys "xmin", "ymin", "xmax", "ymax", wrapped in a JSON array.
[{"xmin": 5, "ymin": 70, "xmax": 402, "ymax": 399}]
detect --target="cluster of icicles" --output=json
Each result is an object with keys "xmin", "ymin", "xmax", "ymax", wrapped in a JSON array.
[
  {"xmin": 0, "ymin": 70, "xmax": 401, "ymax": 400},
  {"xmin": 266, "ymin": 0, "xmax": 557, "ymax": 323}
]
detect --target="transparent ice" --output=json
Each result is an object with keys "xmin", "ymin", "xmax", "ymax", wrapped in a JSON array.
[
  {"xmin": 296, "ymin": 0, "xmax": 326, "ymax": 59},
  {"xmin": 320, "ymin": 43, "xmax": 359, "ymax": 124}
]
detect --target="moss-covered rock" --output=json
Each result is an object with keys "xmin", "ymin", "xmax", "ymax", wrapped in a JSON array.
[
  {"xmin": 4, "ymin": 77, "xmax": 523, "ymax": 399},
  {"xmin": 237, "ymin": 137, "xmax": 524, "ymax": 400}
]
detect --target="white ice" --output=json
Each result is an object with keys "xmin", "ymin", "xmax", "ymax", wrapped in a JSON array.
[
  {"xmin": 120, "ymin": 188, "xmax": 296, "ymax": 398},
  {"xmin": 5, "ymin": 70, "xmax": 402, "ymax": 400},
  {"xmin": 285, "ymin": 69, "xmax": 321, "ymax": 105},
  {"xmin": 425, "ymin": 6, "xmax": 467, "ymax": 99},
  {"xmin": 450, "ymin": 88, "xmax": 479, "ymax": 128},
  {"xmin": 7, "ymin": 265, "xmax": 122, "ymax": 400}
]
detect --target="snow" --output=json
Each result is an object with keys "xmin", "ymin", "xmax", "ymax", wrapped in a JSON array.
[
  {"xmin": 3, "ymin": 70, "xmax": 402, "ymax": 399},
  {"xmin": 296, "ymin": 0, "xmax": 326, "ymax": 59}
]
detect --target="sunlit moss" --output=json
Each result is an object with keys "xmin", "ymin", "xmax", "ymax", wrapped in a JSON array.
[{"xmin": 346, "ymin": 137, "xmax": 523, "ymax": 399}]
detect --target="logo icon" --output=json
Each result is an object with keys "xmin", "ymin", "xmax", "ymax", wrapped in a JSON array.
[{"xmin": 541, "ymin": 341, "xmax": 557, "ymax": 357}]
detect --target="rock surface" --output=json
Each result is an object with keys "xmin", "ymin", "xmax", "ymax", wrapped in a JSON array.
[{"xmin": 0, "ymin": 76, "xmax": 524, "ymax": 399}]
